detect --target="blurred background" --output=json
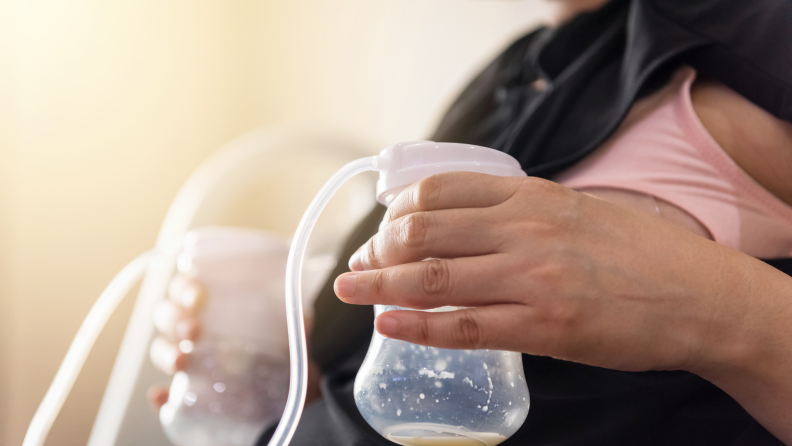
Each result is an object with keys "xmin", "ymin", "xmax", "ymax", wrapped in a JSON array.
[{"xmin": 0, "ymin": 1, "xmax": 553, "ymax": 444}]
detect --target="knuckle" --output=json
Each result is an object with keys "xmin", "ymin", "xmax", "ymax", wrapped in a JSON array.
[
  {"xmin": 517, "ymin": 177, "xmax": 581, "ymax": 219},
  {"xmin": 453, "ymin": 312, "xmax": 483, "ymax": 349},
  {"xmin": 547, "ymin": 302, "xmax": 581, "ymax": 333},
  {"xmin": 528, "ymin": 261, "xmax": 579, "ymax": 302},
  {"xmin": 420, "ymin": 259, "xmax": 452, "ymax": 299},
  {"xmin": 532, "ymin": 294, "xmax": 581, "ymax": 344},
  {"xmin": 556, "ymin": 192, "xmax": 586, "ymax": 227},
  {"xmin": 414, "ymin": 175, "xmax": 444, "ymax": 210},
  {"xmin": 401, "ymin": 212, "xmax": 432, "ymax": 250},
  {"xmin": 373, "ymin": 269, "xmax": 386, "ymax": 296},
  {"xmin": 365, "ymin": 237, "xmax": 386, "ymax": 269},
  {"xmin": 417, "ymin": 316, "xmax": 432, "ymax": 345},
  {"xmin": 519, "ymin": 176, "xmax": 557, "ymax": 196},
  {"xmin": 530, "ymin": 262, "xmax": 567, "ymax": 289},
  {"xmin": 538, "ymin": 305, "xmax": 582, "ymax": 358}
]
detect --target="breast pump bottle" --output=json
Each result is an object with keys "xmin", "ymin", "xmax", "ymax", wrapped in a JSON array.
[
  {"xmin": 268, "ymin": 142, "xmax": 530, "ymax": 446},
  {"xmin": 352, "ymin": 142, "xmax": 531, "ymax": 446},
  {"xmin": 159, "ymin": 227, "xmax": 330, "ymax": 446}
]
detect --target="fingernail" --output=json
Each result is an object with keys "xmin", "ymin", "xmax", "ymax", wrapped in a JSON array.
[
  {"xmin": 348, "ymin": 249, "xmax": 363, "ymax": 271},
  {"xmin": 334, "ymin": 274, "xmax": 357, "ymax": 299},
  {"xmin": 376, "ymin": 315, "xmax": 400, "ymax": 337}
]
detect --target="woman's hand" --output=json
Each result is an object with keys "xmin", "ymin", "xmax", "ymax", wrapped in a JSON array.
[
  {"xmin": 334, "ymin": 172, "xmax": 786, "ymax": 374},
  {"xmin": 147, "ymin": 274, "xmax": 205, "ymax": 409},
  {"xmin": 334, "ymin": 171, "xmax": 792, "ymax": 442},
  {"xmin": 147, "ymin": 275, "xmax": 324, "ymax": 410}
]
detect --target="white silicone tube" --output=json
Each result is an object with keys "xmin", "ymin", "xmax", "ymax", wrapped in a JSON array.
[
  {"xmin": 22, "ymin": 251, "xmax": 154, "ymax": 446},
  {"xmin": 267, "ymin": 156, "xmax": 381, "ymax": 446}
]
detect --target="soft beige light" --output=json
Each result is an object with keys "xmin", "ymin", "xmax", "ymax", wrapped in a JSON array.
[{"xmin": 0, "ymin": 1, "xmax": 552, "ymax": 445}]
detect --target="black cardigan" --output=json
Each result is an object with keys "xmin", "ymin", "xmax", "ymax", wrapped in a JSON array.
[
  {"xmin": 434, "ymin": 0, "xmax": 792, "ymax": 179},
  {"xmin": 261, "ymin": 1, "xmax": 792, "ymax": 444}
]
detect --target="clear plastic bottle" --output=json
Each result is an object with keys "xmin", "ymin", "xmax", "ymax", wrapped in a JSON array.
[
  {"xmin": 355, "ymin": 307, "xmax": 530, "ymax": 446},
  {"xmin": 160, "ymin": 227, "xmax": 331, "ymax": 446},
  {"xmin": 354, "ymin": 142, "xmax": 531, "ymax": 446}
]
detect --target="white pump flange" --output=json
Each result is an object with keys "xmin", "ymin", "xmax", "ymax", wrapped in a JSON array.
[{"xmin": 375, "ymin": 141, "xmax": 526, "ymax": 206}]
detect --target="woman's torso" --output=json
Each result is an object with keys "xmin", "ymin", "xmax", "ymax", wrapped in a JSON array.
[{"xmin": 282, "ymin": 69, "xmax": 792, "ymax": 446}]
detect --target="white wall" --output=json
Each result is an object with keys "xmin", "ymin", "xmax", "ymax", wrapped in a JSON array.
[
  {"xmin": 254, "ymin": 0, "xmax": 555, "ymax": 145},
  {"xmin": 0, "ymin": 1, "xmax": 553, "ymax": 445},
  {"xmin": 0, "ymin": 2, "xmax": 261, "ymax": 444}
]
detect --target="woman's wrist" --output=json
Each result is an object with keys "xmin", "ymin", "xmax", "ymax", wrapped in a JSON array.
[
  {"xmin": 688, "ymin": 251, "xmax": 788, "ymax": 377},
  {"xmin": 685, "ymin": 248, "xmax": 792, "ymax": 443}
]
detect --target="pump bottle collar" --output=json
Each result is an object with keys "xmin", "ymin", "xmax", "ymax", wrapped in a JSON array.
[{"xmin": 374, "ymin": 141, "xmax": 526, "ymax": 206}]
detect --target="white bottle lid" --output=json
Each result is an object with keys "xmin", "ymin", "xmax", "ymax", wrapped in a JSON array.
[{"xmin": 375, "ymin": 141, "xmax": 526, "ymax": 206}]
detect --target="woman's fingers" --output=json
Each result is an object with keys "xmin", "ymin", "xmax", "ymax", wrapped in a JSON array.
[
  {"xmin": 153, "ymin": 276, "xmax": 204, "ymax": 341},
  {"xmin": 150, "ymin": 276, "xmax": 205, "ymax": 377},
  {"xmin": 336, "ymin": 256, "xmax": 516, "ymax": 309},
  {"xmin": 153, "ymin": 300, "xmax": 201, "ymax": 340},
  {"xmin": 349, "ymin": 208, "xmax": 502, "ymax": 271},
  {"xmin": 384, "ymin": 171, "xmax": 523, "ymax": 224},
  {"xmin": 150, "ymin": 276, "xmax": 202, "ymax": 376},
  {"xmin": 350, "ymin": 174, "xmax": 557, "ymax": 272},
  {"xmin": 168, "ymin": 275, "xmax": 206, "ymax": 313},
  {"xmin": 373, "ymin": 305, "xmax": 543, "ymax": 353},
  {"xmin": 150, "ymin": 337, "xmax": 189, "ymax": 374}
]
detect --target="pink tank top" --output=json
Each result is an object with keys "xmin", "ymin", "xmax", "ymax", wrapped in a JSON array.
[{"xmin": 553, "ymin": 66, "xmax": 792, "ymax": 259}]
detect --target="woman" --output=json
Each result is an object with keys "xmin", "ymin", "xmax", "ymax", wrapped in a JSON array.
[{"xmin": 153, "ymin": 0, "xmax": 792, "ymax": 444}]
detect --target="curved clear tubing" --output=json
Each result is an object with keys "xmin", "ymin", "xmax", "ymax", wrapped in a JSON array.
[
  {"xmin": 22, "ymin": 251, "xmax": 154, "ymax": 446},
  {"xmin": 268, "ymin": 156, "xmax": 379, "ymax": 446}
]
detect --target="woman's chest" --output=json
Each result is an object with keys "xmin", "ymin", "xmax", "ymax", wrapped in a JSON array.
[
  {"xmin": 690, "ymin": 78, "xmax": 792, "ymax": 208},
  {"xmin": 553, "ymin": 67, "xmax": 792, "ymax": 258}
]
